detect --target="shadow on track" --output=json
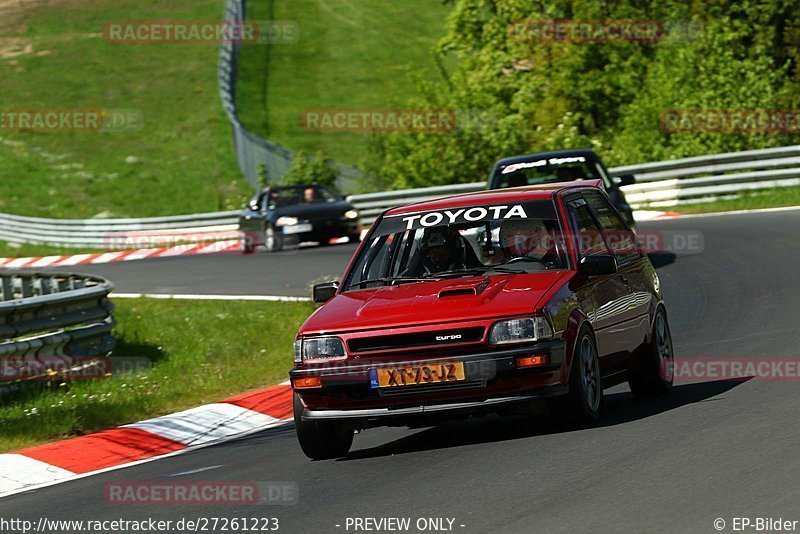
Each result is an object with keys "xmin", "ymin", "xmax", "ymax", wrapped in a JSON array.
[
  {"xmin": 648, "ymin": 252, "xmax": 677, "ymax": 269},
  {"xmin": 340, "ymin": 379, "xmax": 747, "ymax": 461}
]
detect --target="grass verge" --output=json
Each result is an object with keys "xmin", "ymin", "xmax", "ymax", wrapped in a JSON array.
[
  {"xmin": 0, "ymin": 0, "xmax": 251, "ymax": 218},
  {"xmin": 661, "ymin": 185, "xmax": 800, "ymax": 214},
  {"xmin": 236, "ymin": 0, "xmax": 452, "ymax": 167},
  {"xmin": 0, "ymin": 242, "xmax": 103, "ymax": 259},
  {"xmin": 0, "ymin": 297, "xmax": 313, "ymax": 452}
]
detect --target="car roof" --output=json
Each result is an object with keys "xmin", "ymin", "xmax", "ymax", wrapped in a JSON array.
[
  {"xmin": 385, "ymin": 180, "xmax": 603, "ymax": 216},
  {"xmin": 492, "ymin": 149, "xmax": 599, "ymax": 169}
]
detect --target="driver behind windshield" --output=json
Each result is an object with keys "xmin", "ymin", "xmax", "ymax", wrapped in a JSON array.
[
  {"xmin": 499, "ymin": 218, "xmax": 560, "ymax": 269},
  {"xmin": 405, "ymin": 226, "xmax": 476, "ymax": 276}
]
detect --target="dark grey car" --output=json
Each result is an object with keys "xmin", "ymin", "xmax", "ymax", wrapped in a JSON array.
[
  {"xmin": 239, "ymin": 184, "xmax": 361, "ymax": 253},
  {"xmin": 488, "ymin": 149, "xmax": 637, "ymax": 227}
]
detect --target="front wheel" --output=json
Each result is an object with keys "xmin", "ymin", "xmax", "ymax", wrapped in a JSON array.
[
  {"xmin": 264, "ymin": 225, "xmax": 283, "ymax": 253},
  {"xmin": 240, "ymin": 232, "xmax": 255, "ymax": 254},
  {"xmin": 293, "ymin": 393, "xmax": 353, "ymax": 460},
  {"xmin": 548, "ymin": 328, "xmax": 603, "ymax": 422},
  {"xmin": 629, "ymin": 307, "xmax": 674, "ymax": 397}
]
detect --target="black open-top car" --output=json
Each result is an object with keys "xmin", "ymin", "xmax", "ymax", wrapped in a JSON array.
[
  {"xmin": 239, "ymin": 184, "xmax": 361, "ymax": 253},
  {"xmin": 488, "ymin": 149, "xmax": 637, "ymax": 227}
]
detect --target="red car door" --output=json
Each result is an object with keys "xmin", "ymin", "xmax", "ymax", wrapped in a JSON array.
[
  {"xmin": 565, "ymin": 197, "xmax": 632, "ymax": 376},
  {"xmin": 583, "ymin": 190, "xmax": 651, "ymax": 355}
]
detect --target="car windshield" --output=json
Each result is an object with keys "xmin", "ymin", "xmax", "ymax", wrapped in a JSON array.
[
  {"xmin": 493, "ymin": 156, "xmax": 610, "ymax": 189},
  {"xmin": 343, "ymin": 200, "xmax": 569, "ymax": 291},
  {"xmin": 266, "ymin": 185, "xmax": 340, "ymax": 208}
]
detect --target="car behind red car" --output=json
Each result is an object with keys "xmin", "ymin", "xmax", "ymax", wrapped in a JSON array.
[{"xmin": 290, "ymin": 180, "xmax": 674, "ymax": 459}]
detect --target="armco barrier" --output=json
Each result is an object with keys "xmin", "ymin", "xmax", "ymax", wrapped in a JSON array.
[
  {"xmin": 347, "ymin": 145, "xmax": 800, "ymax": 224},
  {"xmin": 0, "ymin": 211, "xmax": 239, "ymax": 248},
  {"xmin": 0, "ymin": 272, "xmax": 115, "ymax": 385}
]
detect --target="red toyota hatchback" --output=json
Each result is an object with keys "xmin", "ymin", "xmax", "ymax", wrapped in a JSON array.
[{"xmin": 290, "ymin": 181, "xmax": 674, "ymax": 459}]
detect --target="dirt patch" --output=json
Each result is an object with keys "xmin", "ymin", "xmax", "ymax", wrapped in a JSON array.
[{"xmin": 0, "ymin": 37, "xmax": 33, "ymax": 59}]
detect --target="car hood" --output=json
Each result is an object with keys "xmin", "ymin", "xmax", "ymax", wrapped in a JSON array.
[{"xmin": 300, "ymin": 271, "xmax": 570, "ymax": 335}]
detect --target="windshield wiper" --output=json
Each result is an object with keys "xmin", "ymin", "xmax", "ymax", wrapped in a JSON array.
[
  {"xmin": 488, "ymin": 256, "xmax": 549, "ymax": 274},
  {"xmin": 424, "ymin": 268, "xmax": 489, "ymax": 279},
  {"xmin": 351, "ymin": 276, "xmax": 429, "ymax": 288}
]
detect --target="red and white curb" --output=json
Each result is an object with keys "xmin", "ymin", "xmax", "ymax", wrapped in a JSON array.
[
  {"xmin": 631, "ymin": 209, "xmax": 682, "ymax": 221},
  {"xmin": 0, "ymin": 383, "xmax": 293, "ymax": 498},
  {"xmin": 0, "ymin": 240, "xmax": 241, "ymax": 270}
]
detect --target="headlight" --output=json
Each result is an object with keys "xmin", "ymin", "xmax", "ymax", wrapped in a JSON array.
[
  {"xmin": 298, "ymin": 337, "xmax": 347, "ymax": 362},
  {"xmin": 294, "ymin": 339, "xmax": 302, "ymax": 364},
  {"xmin": 343, "ymin": 210, "xmax": 359, "ymax": 220},
  {"xmin": 489, "ymin": 317, "xmax": 553, "ymax": 345},
  {"xmin": 276, "ymin": 216, "xmax": 299, "ymax": 227}
]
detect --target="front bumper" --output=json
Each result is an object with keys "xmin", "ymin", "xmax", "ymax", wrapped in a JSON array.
[
  {"xmin": 303, "ymin": 385, "xmax": 567, "ymax": 421},
  {"xmin": 291, "ymin": 340, "xmax": 566, "ymax": 422},
  {"xmin": 285, "ymin": 219, "xmax": 359, "ymax": 241}
]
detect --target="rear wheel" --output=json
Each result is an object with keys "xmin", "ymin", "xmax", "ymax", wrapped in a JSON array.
[
  {"xmin": 629, "ymin": 307, "xmax": 674, "ymax": 397},
  {"xmin": 348, "ymin": 232, "xmax": 362, "ymax": 244},
  {"xmin": 265, "ymin": 225, "xmax": 283, "ymax": 253},
  {"xmin": 549, "ymin": 328, "xmax": 603, "ymax": 422},
  {"xmin": 293, "ymin": 394, "xmax": 353, "ymax": 460}
]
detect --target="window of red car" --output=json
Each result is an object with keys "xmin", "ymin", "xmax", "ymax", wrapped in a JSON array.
[
  {"xmin": 567, "ymin": 199, "xmax": 612, "ymax": 258},
  {"xmin": 583, "ymin": 191, "xmax": 641, "ymax": 265}
]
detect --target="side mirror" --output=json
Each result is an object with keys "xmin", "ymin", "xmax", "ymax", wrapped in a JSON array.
[
  {"xmin": 615, "ymin": 174, "xmax": 636, "ymax": 187},
  {"xmin": 312, "ymin": 281, "xmax": 339, "ymax": 304},
  {"xmin": 579, "ymin": 255, "xmax": 617, "ymax": 276}
]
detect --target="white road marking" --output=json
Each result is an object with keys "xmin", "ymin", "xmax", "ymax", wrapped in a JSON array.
[
  {"xmin": 166, "ymin": 465, "xmax": 223, "ymax": 477},
  {"xmin": 90, "ymin": 251, "xmax": 131, "ymax": 264},
  {"xmin": 125, "ymin": 403, "xmax": 285, "ymax": 447},
  {"xmin": 56, "ymin": 253, "xmax": 95, "ymax": 266},
  {"xmin": 121, "ymin": 248, "xmax": 161, "ymax": 261},
  {"xmin": 28, "ymin": 255, "xmax": 66, "ymax": 268},
  {"xmin": 0, "ymin": 455, "xmax": 75, "ymax": 495}
]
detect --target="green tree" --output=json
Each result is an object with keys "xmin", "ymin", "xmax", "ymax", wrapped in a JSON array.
[
  {"xmin": 281, "ymin": 151, "xmax": 340, "ymax": 189},
  {"xmin": 367, "ymin": 0, "xmax": 800, "ymax": 187}
]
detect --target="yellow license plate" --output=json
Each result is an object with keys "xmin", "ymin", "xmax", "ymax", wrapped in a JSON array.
[{"xmin": 375, "ymin": 361, "xmax": 466, "ymax": 388}]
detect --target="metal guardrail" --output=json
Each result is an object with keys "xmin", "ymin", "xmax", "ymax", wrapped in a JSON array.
[
  {"xmin": 0, "ymin": 272, "xmax": 115, "ymax": 386},
  {"xmin": 0, "ymin": 211, "xmax": 239, "ymax": 248},
  {"xmin": 347, "ymin": 145, "xmax": 800, "ymax": 223}
]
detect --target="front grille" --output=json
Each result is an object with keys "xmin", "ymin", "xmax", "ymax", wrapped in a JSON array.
[{"xmin": 348, "ymin": 327, "xmax": 485, "ymax": 353}]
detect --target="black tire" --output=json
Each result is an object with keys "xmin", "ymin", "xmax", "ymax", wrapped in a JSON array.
[
  {"xmin": 240, "ymin": 233, "xmax": 255, "ymax": 254},
  {"xmin": 348, "ymin": 232, "xmax": 362, "ymax": 244},
  {"xmin": 293, "ymin": 393, "xmax": 353, "ymax": 460},
  {"xmin": 629, "ymin": 306, "xmax": 674, "ymax": 397},
  {"xmin": 548, "ymin": 327, "xmax": 603, "ymax": 423},
  {"xmin": 264, "ymin": 225, "xmax": 283, "ymax": 253}
]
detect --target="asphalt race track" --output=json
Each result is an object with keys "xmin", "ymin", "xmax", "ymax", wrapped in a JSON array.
[
  {"xmin": 6, "ymin": 209, "xmax": 800, "ymax": 533},
  {"xmin": 42, "ymin": 242, "xmax": 360, "ymax": 297}
]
